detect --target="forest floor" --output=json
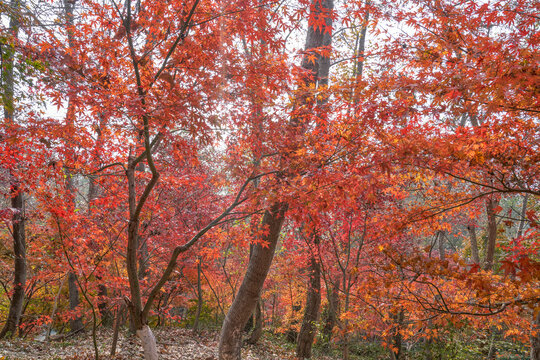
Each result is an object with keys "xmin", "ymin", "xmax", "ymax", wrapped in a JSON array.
[{"xmin": 0, "ymin": 327, "xmax": 320, "ymax": 360}]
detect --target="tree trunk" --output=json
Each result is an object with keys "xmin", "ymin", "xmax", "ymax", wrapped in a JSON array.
[
  {"xmin": 0, "ymin": 183, "xmax": 26, "ymax": 339},
  {"xmin": 193, "ymin": 257, "xmax": 203, "ymax": 333},
  {"xmin": 218, "ymin": 203, "xmax": 287, "ymax": 360},
  {"xmin": 322, "ymin": 278, "xmax": 340, "ymax": 344},
  {"xmin": 60, "ymin": 0, "xmax": 84, "ymax": 334},
  {"xmin": 110, "ymin": 304, "xmax": 125, "ymax": 356},
  {"xmin": 88, "ymin": 176, "xmax": 113, "ymax": 326},
  {"xmin": 125, "ymin": 157, "xmax": 159, "ymax": 360},
  {"xmin": 517, "ymin": 194, "xmax": 528, "ymax": 239},
  {"xmin": 467, "ymin": 224, "xmax": 480, "ymax": 264},
  {"xmin": 68, "ymin": 271, "xmax": 84, "ymax": 333},
  {"xmin": 437, "ymin": 230, "xmax": 445, "ymax": 260},
  {"xmin": 137, "ymin": 325, "xmax": 158, "ymax": 360},
  {"xmin": 532, "ymin": 309, "xmax": 540, "ymax": 360},
  {"xmin": 390, "ymin": 310, "xmax": 404, "ymax": 360},
  {"xmin": 0, "ymin": 2, "xmax": 26, "ymax": 339},
  {"xmin": 64, "ymin": 170, "xmax": 83, "ymax": 334},
  {"xmin": 138, "ymin": 236, "xmax": 150, "ymax": 280},
  {"xmin": 247, "ymin": 300, "xmax": 263, "ymax": 344},
  {"xmin": 484, "ymin": 197, "xmax": 499, "ymax": 271},
  {"xmin": 295, "ymin": 0, "xmax": 335, "ymax": 348},
  {"xmin": 296, "ymin": 234, "xmax": 321, "ymax": 359},
  {"xmin": 97, "ymin": 283, "xmax": 113, "ymax": 326},
  {"xmin": 219, "ymin": 0, "xmax": 333, "ymax": 358}
]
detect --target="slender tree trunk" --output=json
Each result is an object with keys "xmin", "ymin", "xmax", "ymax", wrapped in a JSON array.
[
  {"xmin": 467, "ymin": 224, "xmax": 480, "ymax": 264},
  {"xmin": 138, "ymin": 236, "xmax": 149, "ymax": 280},
  {"xmin": 0, "ymin": 182, "xmax": 26, "ymax": 339},
  {"xmin": 110, "ymin": 304, "xmax": 125, "ymax": 357},
  {"xmin": 437, "ymin": 230, "xmax": 445, "ymax": 260},
  {"xmin": 125, "ymin": 151, "xmax": 159, "ymax": 360},
  {"xmin": 0, "ymin": 2, "xmax": 26, "ymax": 339},
  {"xmin": 484, "ymin": 197, "xmax": 499, "ymax": 271},
  {"xmin": 296, "ymin": 0, "xmax": 335, "ymax": 348},
  {"xmin": 390, "ymin": 310, "xmax": 404, "ymax": 360},
  {"xmin": 68, "ymin": 271, "xmax": 84, "ymax": 332},
  {"xmin": 47, "ymin": 274, "xmax": 68, "ymax": 340},
  {"xmin": 218, "ymin": 203, "xmax": 287, "ymax": 360},
  {"xmin": 322, "ymin": 278, "xmax": 340, "ymax": 344},
  {"xmin": 65, "ymin": 170, "xmax": 83, "ymax": 334},
  {"xmin": 517, "ymin": 194, "xmax": 528, "ymax": 239},
  {"xmin": 88, "ymin": 170, "xmax": 113, "ymax": 326},
  {"xmin": 296, "ymin": 233, "xmax": 321, "ymax": 359},
  {"xmin": 97, "ymin": 283, "xmax": 112, "ymax": 326},
  {"xmin": 193, "ymin": 257, "xmax": 203, "ymax": 333},
  {"xmin": 59, "ymin": 0, "xmax": 84, "ymax": 334},
  {"xmin": 532, "ymin": 309, "xmax": 540, "ymax": 360},
  {"xmin": 342, "ymin": 279, "xmax": 351, "ymax": 360},
  {"xmin": 63, "ymin": 167, "xmax": 83, "ymax": 333}
]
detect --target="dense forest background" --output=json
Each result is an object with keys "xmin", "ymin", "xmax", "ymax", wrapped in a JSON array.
[{"xmin": 0, "ymin": 0, "xmax": 538, "ymax": 359}]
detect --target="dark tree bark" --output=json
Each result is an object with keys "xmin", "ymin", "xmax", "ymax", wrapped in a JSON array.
[
  {"xmin": 390, "ymin": 310, "xmax": 404, "ymax": 360},
  {"xmin": 97, "ymin": 283, "xmax": 112, "ymax": 326},
  {"xmin": 0, "ymin": 182, "xmax": 26, "ymax": 339},
  {"xmin": 0, "ymin": 0, "xmax": 26, "ymax": 340},
  {"xmin": 68, "ymin": 271, "xmax": 84, "ymax": 333},
  {"xmin": 296, "ymin": 234, "xmax": 321, "ymax": 359},
  {"xmin": 296, "ymin": 0, "xmax": 334, "ymax": 350},
  {"xmin": 218, "ymin": 203, "xmax": 287, "ymax": 360}
]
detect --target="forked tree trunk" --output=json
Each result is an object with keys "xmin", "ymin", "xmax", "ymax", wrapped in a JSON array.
[
  {"xmin": 218, "ymin": 203, "xmax": 287, "ymax": 360},
  {"xmin": 0, "ymin": 1, "xmax": 26, "ymax": 339},
  {"xmin": 218, "ymin": 1, "xmax": 333, "ymax": 358},
  {"xmin": 296, "ymin": 234, "xmax": 321, "ymax": 359},
  {"xmin": 125, "ymin": 158, "xmax": 159, "ymax": 360},
  {"xmin": 247, "ymin": 300, "xmax": 263, "ymax": 344}
]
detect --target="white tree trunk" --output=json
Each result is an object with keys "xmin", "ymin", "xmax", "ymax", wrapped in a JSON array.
[{"xmin": 137, "ymin": 325, "xmax": 158, "ymax": 360}]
